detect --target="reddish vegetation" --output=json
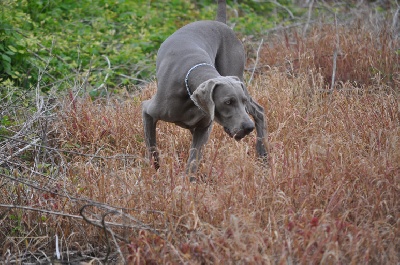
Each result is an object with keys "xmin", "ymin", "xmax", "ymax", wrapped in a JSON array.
[{"xmin": 259, "ymin": 18, "xmax": 399, "ymax": 88}]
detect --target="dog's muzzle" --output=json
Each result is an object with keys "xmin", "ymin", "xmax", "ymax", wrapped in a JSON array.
[{"xmin": 224, "ymin": 121, "xmax": 255, "ymax": 141}]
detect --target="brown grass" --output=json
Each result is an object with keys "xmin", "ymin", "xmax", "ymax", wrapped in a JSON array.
[
  {"xmin": 1, "ymin": 9, "xmax": 400, "ymax": 265},
  {"xmin": 4, "ymin": 73, "xmax": 399, "ymax": 263},
  {"xmin": 259, "ymin": 17, "xmax": 399, "ymax": 89}
]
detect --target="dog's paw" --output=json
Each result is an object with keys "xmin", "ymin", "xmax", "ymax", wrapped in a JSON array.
[
  {"xmin": 256, "ymin": 141, "xmax": 268, "ymax": 158},
  {"xmin": 188, "ymin": 173, "xmax": 214, "ymax": 184},
  {"xmin": 189, "ymin": 176, "xmax": 198, "ymax": 183}
]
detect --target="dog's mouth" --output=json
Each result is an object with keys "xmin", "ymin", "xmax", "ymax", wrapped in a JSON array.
[{"xmin": 224, "ymin": 127, "xmax": 249, "ymax": 141}]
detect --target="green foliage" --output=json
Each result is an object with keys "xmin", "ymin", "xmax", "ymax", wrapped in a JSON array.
[
  {"xmin": 196, "ymin": 0, "xmax": 303, "ymax": 36},
  {"xmin": 0, "ymin": 1, "xmax": 34, "ymax": 88},
  {"xmin": 0, "ymin": 0, "xmax": 297, "ymax": 96}
]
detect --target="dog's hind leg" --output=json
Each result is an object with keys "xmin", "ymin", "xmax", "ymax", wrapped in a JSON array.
[{"xmin": 142, "ymin": 100, "xmax": 160, "ymax": 169}]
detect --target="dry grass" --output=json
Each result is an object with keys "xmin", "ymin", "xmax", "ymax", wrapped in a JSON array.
[
  {"xmin": 4, "ymin": 74, "xmax": 399, "ymax": 263},
  {"xmin": 259, "ymin": 16, "xmax": 399, "ymax": 89},
  {"xmin": 1, "ymin": 8, "xmax": 400, "ymax": 265}
]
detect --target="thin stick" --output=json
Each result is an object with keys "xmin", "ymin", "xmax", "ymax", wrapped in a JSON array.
[
  {"xmin": 392, "ymin": 4, "xmax": 400, "ymax": 37},
  {"xmin": 331, "ymin": 13, "xmax": 339, "ymax": 91},
  {"xmin": 0, "ymin": 138, "xmax": 40, "ymax": 166},
  {"xmin": 303, "ymin": 0, "xmax": 314, "ymax": 38},
  {"xmin": 96, "ymin": 55, "xmax": 111, "ymax": 91},
  {"xmin": 248, "ymin": 38, "xmax": 264, "ymax": 86},
  {"xmin": 0, "ymin": 204, "xmax": 84, "ymax": 220},
  {"xmin": 0, "ymin": 204, "xmax": 152, "ymax": 231},
  {"xmin": 268, "ymin": 0, "xmax": 294, "ymax": 19},
  {"xmin": 0, "ymin": 173, "xmax": 164, "ymax": 218},
  {"xmin": 1, "ymin": 135, "xmax": 140, "ymax": 160}
]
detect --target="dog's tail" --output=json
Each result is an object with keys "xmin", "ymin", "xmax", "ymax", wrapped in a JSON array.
[{"xmin": 216, "ymin": 0, "xmax": 227, "ymax": 24}]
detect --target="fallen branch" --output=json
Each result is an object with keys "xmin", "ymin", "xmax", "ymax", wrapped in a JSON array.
[
  {"xmin": 0, "ymin": 204, "xmax": 158, "ymax": 233},
  {"xmin": 0, "ymin": 173, "xmax": 164, "ymax": 218},
  {"xmin": 0, "ymin": 138, "xmax": 40, "ymax": 166},
  {"xmin": 0, "ymin": 135, "xmax": 141, "ymax": 160}
]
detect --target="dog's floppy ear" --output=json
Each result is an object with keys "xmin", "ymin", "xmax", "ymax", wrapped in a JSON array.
[{"xmin": 190, "ymin": 79, "xmax": 218, "ymax": 120}]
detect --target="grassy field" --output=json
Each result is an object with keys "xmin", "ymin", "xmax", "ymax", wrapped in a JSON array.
[{"xmin": 1, "ymin": 2, "xmax": 399, "ymax": 264}]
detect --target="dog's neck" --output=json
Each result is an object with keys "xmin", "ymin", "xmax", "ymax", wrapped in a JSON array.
[{"xmin": 185, "ymin": 63, "xmax": 220, "ymax": 96}]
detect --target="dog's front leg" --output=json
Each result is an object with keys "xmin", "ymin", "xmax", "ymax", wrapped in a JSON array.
[
  {"xmin": 186, "ymin": 125, "xmax": 213, "ymax": 176},
  {"xmin": 142, "ymin": 100, "xmax": 160, "ymax": 169},
  {"xmin": 247, "ymin": 98, "xmax": 268, "ymax": 157}
]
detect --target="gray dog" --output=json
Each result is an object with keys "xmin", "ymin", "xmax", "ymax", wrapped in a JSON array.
[{"xmin": 142, "ymin": 0, "xmax": 267, "ymax": 176}]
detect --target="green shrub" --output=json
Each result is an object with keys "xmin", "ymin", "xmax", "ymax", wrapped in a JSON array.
[
  {"xmin": 0, "ymin": 0, "xmax": 297, "ymax": 96},
  {"xmin": 0, "ymin": 1, "xmax": 35, "ymax": 89}
]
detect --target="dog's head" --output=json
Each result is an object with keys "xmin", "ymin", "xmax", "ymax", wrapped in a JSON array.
[{"xmin": 191, "ymin": 76, "xmax": 254, "ymax": 140}]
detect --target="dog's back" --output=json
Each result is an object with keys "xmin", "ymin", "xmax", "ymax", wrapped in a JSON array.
[{"xmin": 156, "ymin": 0, "xmax": 244, "ymax": 88}]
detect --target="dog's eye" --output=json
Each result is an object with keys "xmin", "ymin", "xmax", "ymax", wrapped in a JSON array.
[{"xmin": 225, "ymin": 100, "xmax": 232, "ymax": 105}]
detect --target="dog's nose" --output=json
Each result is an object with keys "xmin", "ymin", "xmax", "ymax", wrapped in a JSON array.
[{"xmin": 242, "ymin": 121, "xmax": 255, "ymax": 135}]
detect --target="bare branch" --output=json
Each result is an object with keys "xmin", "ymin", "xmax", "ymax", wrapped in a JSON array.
[
  {"xmin": 392, "ymin": 4, "xmax": 400, "ymax": 38},
  {"xmin": 1, "ymin": 135, "xmax": 141, "ymax": 160},
  {"xmin": 331, "ymin": 13, "xmax": 339, "ymax": 91},
  {"xmin": 0, "ymin": 173, "xmax": 164, "ymax": 219},
  {"xmin": 248, "ymin": 38, "xmax": 264, "ymax": 86},
  {"xmin": 0, "ymin": 204, "xmax": 84, "ymax": 220},
  {"xmin": 96, "ymin": 55, "xmax": 111, "ymax": 92},
  {"xmin": 267, "ymin": 0, "xmax": 294, "ymax": 19},
  {"xmin": 303, "ymin": 0, "xmax": 314, "ymax": 38},
  {"xmin": 0, "ymin": 203, "xmax": 158, "ymax": 233},
  {"xmin": 0, "ymin": 138, "xmax": 40, "ymax": 166},
  {"xmin": 117, "ymin": 73, "xmax": 149, "ymax": 84}
]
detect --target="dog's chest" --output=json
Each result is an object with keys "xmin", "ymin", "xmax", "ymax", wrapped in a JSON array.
[{"xmin": 173, "ymin": 107, "xmax": 211, "ymax": 129}]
